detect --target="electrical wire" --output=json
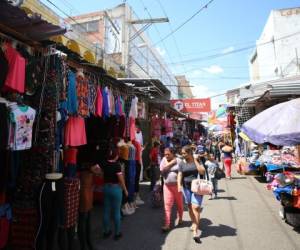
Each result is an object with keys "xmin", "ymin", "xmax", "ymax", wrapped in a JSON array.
[
  {"xmin": 153, "ymin": 0, "xmax": 215, "ymax": 46},
  {"xmin": 168, "ymin": 29, "xmax": 300, "ymax": 65},
  {"xmin": 155, "ymin": 0, "xmax": 190, "ymax": 78}
]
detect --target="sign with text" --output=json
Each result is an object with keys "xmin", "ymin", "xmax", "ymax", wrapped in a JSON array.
[{"xmin": 171, "ymin": 98, "xmax": 211, "ymax": 113}]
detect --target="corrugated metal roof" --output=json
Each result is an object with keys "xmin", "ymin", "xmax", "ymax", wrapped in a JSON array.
[
  {"xmin": 268, "ymin": 81, "xmax": 300, "ymax": 97},
  {"xmin": 0, "ymin": 1, "xmax": 66, "ymax": 42}
]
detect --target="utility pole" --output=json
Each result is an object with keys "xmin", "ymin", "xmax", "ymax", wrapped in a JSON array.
[{"xmin": 296, "ymin": 48, "xmax": 299, "ymax": 74}]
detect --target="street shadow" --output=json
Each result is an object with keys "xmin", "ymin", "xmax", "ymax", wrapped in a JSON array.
[
  {"xmin": 200, "ymin": 218, "xmax": 237, "ymax": 238},
  {"xmin": 215, "ymin": 196, "xmax": 237, "ymax": 200},
  {"xmin": 231, "ymin": 176, "xmax": 247, "ymax": 180},
  {"xmin": 254, "ymin": 176, "xmax": 267, "ymax": 183},
  {"xmin": 89, "ymin": 182, "xmax": 172, "ymax": 250},
  {"xmin": 293, "ymin": 227, "xmax": 300, "ymax": 233}
]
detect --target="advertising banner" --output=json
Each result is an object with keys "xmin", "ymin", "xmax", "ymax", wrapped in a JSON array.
[{"xmin": 170, "ymin": 98, "xmax": 211, "ymax": 113}]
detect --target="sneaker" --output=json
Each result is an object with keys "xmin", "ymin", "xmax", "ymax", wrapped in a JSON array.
[
  {"xmin": 122, "ymin": 204, "xmax": 134, "ymax": 215},
  {"xmin": 135, "ymin": 195, "xmax": 145, "ymax": 205}
]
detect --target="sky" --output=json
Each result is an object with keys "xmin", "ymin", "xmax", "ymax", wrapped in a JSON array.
[{"xmin": 42, "ymin": 0, "xmax": 300, "ymax": 108}]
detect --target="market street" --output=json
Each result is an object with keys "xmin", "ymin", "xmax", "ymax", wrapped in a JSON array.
[{"xmin": 88, "ymin": 171, "xmax": 300, "ymax": 250}]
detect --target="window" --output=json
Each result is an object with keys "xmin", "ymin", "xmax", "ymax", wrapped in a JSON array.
[{"xmin": 71, "ymin": 21, "xmax": 99, "ymax": 33}]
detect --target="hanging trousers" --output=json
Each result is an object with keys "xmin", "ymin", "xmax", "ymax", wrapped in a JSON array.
[{"xmin": 35, "ymin": 178, "xmax": 64, "ymax": 250}]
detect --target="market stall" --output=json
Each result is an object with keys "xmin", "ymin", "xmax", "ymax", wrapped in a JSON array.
[{"xmin": 241, "ymin": 98, "xmax": 300, "ymax": 228}]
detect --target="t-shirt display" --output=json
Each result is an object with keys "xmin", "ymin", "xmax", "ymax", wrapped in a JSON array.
[
  {"xmin": 9, "ymin": 105, "xmax": 36, "ymax": 151},
  {"xmin": 2, "ymin": 43, "xmax": 25, "ymax": 93}
]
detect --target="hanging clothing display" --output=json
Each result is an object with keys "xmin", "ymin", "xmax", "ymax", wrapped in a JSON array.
[
  {"xmin": 9, "ymin": 105, "xmax": 36, "ymax": 151},
  {"xmin": 66, "ymin": 71, "xmax": 78, "ymax": 115},
  {"xmin": 64, "ymin": 116, "xmax": 87, "ymax": 146},
  {"xmin": 0, "ymin": 48, "xmax": 9, "ymax": 89},
  {"xmin": 76, "ymin": 75, "xmax": 89, "ymax": 118},
  {"xmin": 95, "ymin": 86, "xmax": 103, "ymax": 117},
  {"xmin": 88, "ymin": 82, "xmax": 97, "ymax": 115},
  {"xmin": 129, "ymin": 96, "xmax": 138, "ymax": 118},
  {"xmin": 2, "ymin": 42, "xmax": 25, "ymax": 93}
]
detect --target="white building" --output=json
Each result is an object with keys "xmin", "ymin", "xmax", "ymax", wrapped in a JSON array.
[{"xmin": 250, "ymin": 7, "xmax": 300, "ymax": 82}]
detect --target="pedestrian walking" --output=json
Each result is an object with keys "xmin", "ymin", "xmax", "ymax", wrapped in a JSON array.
[
  {"xmin": 160, "ymin": 147, "xmax": 183, "ymax": 232},
  {"xmin": 177, "ymin": 145, "xmax": 206, "ymax": 243},
  {"xmin": 101, "ymin": 143, "xmax": 128, "ymax": 240},
  {"xmin": 205, "ymin": 154, "xmax": 219, "ymax": 199},
  {"xmin": 221, "ymin": 141, "xmax": 234, "ymax": 179}
]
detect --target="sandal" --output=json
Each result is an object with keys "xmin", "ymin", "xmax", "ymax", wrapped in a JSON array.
[{"xmin": 193, "ymin": 230, "xmax": 201, "ymax": 244}]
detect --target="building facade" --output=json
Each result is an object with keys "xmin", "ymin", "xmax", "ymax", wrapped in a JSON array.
[
  {"xmin": 68, "ymin": 3, "xmax": 178, "ymax": 98},
  {"xmin": 249, "ymin": 7, "xmax": 300, "ymax": 82},
  {"xmin": 175, "ymin": 75, "xmax": 194, "ymax": 98}
]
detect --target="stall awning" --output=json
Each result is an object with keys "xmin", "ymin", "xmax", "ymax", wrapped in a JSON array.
[
  {"xmin": 117, "ymin": 78, "xmax": 171, "ymax": 100},
  {"xmin": 242, "ymin": 76, "xmax": 300, "ymax": 106},
  {"xmin": 0, "ymin": 1, "xmax": 66, "ymax": 42}
]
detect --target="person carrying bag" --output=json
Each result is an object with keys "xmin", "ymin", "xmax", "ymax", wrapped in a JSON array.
[{"xmin": 177, "ymin": 145, "xmax": 206, "ymax": 243}]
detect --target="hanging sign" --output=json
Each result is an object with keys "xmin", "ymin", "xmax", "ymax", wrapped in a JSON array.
[{"xmin": 170, "ymin": 98, "xmax": 211, "ymax": 113}]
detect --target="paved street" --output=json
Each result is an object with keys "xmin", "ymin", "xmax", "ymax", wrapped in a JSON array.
[{"xmin": 90, "ymin": 171, "xmax": 300, "ymax": 250}]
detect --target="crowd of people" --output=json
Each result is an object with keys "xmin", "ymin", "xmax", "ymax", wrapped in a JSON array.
[
  {"xmin": 147, "ymin": 128, "xmax": 234, "ymax": 243},
  {"xmin": 94, "ymin": 126, "xmax": 235, "ymax": 244}
]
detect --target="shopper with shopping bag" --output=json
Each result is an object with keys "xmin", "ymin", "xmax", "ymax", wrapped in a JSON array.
[{"xmin": 177, "ymin": 145, "xmax": 206, "ymax": 243}]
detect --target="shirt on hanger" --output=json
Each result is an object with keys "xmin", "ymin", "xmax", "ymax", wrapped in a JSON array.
[
  {"xmin": 2, "ymin": 43, "xmax": 25, "ymax": 93},
  {"xmin": 10, "ymin": 105, "xmax": 36, "ymax": 151},
  {"xmin": 95, "ymin": 86, "xmax": 103, "ymax": 117},
  {"xmin": 0, "ymin": 48, "xmax": 9, "ymax": 89},
  {"xmin": 76, "ymin": 75, "xmax": 89, "ymax": 118}
]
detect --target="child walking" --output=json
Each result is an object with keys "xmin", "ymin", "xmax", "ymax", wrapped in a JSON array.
[{"xmin": 205, "ymin": 154, "xmax": 219, "ymax": 199}]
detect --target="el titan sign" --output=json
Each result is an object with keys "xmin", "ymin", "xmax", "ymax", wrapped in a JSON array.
[{"xmin": 171, "ymin": 98, "xmax": 211, "ymax": 113}]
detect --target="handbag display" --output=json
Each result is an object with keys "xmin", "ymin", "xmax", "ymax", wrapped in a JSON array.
[{"xmin": 191, "ymin": 176, "xmax": 213, "ymax": 195}]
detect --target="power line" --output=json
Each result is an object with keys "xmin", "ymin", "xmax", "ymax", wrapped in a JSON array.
[
  {"xmin": 168, "ymin": 30, "xmax": 300, "ymax": 65},
  {"xmin": 153, "ymin": 0, "xmax": 215, "ymax": 46},
  {"xmin": 155, "ymin": 0, "xmax": 190, "ymax": 76},
  {"xmin": 138, "ymin": 0, "xmax": 178, "ymax": 96}
]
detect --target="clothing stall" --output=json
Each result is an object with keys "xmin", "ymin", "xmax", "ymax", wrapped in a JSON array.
[{"xmin": 0, "ymin": 3, "xmax": 149, "ymax": 249}]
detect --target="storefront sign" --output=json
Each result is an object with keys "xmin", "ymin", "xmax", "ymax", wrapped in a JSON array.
[{"xmin": 171, "ymin": 98, "xmax": 211, "ymax": 113}]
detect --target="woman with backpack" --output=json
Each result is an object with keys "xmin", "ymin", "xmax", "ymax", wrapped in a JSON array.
[
  {"xmin": 160, "ymin": 147, "xmax": 183, "ymax": 232},
  {"xmin": 177, "ymin": 145, "xmax": 206, "ymax": 243}
]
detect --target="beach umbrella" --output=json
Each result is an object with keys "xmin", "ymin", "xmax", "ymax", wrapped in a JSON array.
[{"xmin": 242, "ymin": 98, "xmax": 300, "ymax": 146}]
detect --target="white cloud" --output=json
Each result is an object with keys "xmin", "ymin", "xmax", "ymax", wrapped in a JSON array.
[
  {"xmin": 203, "ymin": 65, "xmax": 224, "ymax": 74},
  {"xmin": 222, "ymin": 46, "xmax": 235, "ymax": 54},
  {"xmin": 156, "ymin": 46, "xmax": 166, "ymax": 57}
]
